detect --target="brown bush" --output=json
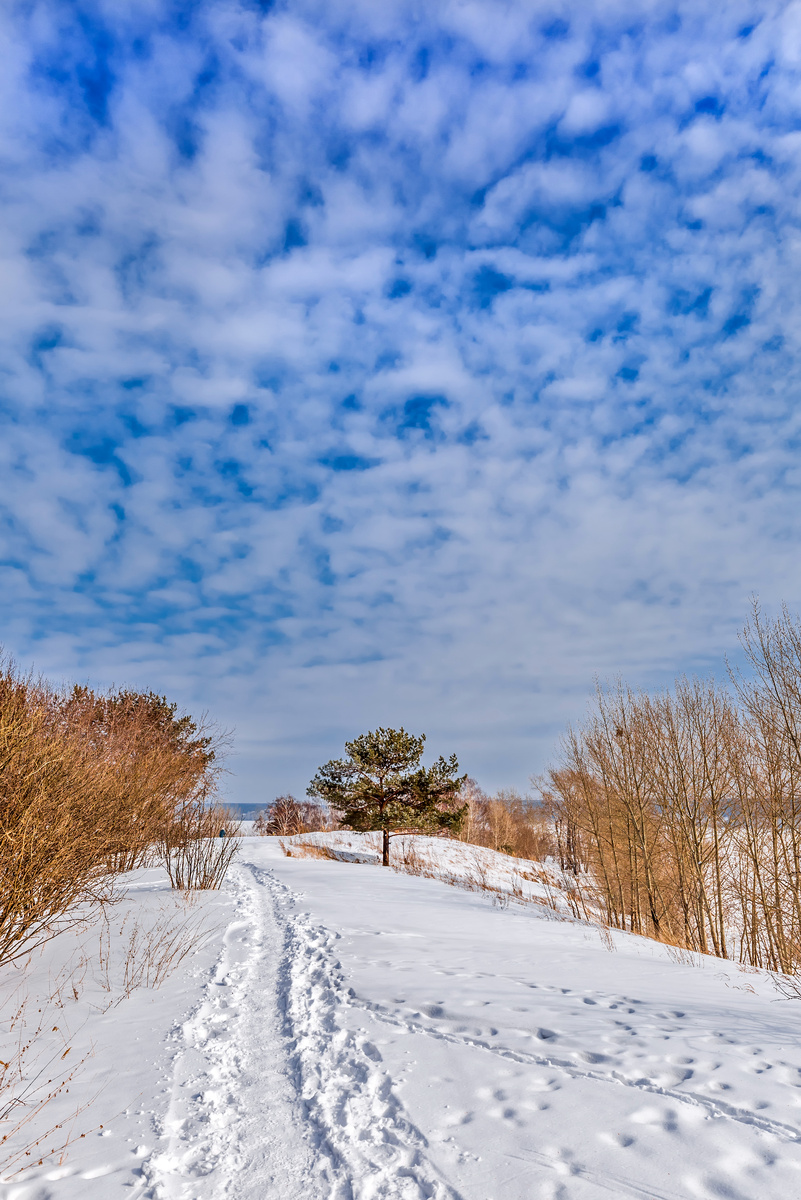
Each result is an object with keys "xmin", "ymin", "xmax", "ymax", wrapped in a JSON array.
[
  {"xmin": 0, "ymin": 669, "xmax": 116, "ymax": 965},
  {"xmin": 0, "ymin": 656, "xmax": 229, "ymax": 966},
  {"xmin": 56, "ymin": 685, "xmax": 219, "ymax": 875}
]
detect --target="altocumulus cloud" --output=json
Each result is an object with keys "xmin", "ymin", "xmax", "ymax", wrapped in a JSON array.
[{"xmin": 0, "ymin": 0, "xmax": 800, "ymax": 798}]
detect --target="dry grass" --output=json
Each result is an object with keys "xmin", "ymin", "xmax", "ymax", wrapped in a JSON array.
[
  {"xmin": 665, "ymin": 945, "xmax": 705, "ymax": 969},
  {"xmin": 389, "ymin": 836, "xmax": 573, "ymax": 918},
  {"xmin": 94, "ymin": 902, "xmax": 218, "ymax": 1006},
  {"xmin": 280, "ymin": 837, "xmax": 340, "ymax": 860},
  {"xmin": 543, "ymin": 602, "xmax": 801, "ymax": 978},
  {"xmin": 389, "ymin": 838, "xmax": 436, "ymax": 877}
]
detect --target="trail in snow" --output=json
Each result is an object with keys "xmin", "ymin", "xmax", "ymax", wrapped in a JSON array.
[
  {"xmin": 139, "ymin": 859, "xmax": 460, "ymax": 1200},
  {"xmin": 136, "ymin": 861, "xmax": 316, "ymax": 1199},
  {"xmin": 266, "ymin": 864, "xmax": 463, "ymax": 1200}
]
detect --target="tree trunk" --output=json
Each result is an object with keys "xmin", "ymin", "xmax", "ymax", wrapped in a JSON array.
[{"xmin": 382, "ymin": 828, "xmax": 390, "ymax": 866}]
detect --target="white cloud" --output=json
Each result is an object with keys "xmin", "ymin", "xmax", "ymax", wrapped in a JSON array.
[{"xmin": 0, "ymin": 0, "xmax": 800, "ymax": 803}]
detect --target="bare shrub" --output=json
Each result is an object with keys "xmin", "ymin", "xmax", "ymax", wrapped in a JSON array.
[
  {"xmin": 544, "ymin": 677, "xmax": 739, "ymax": 949},
  {"xmin": 0, "ymin": 668, "xmax": 117, "ymax": 965},
  {"xmin": 57, "ymin": 685, "xmax": 221, "ymax": 876},
  {"xmin": 543, "ymin": 601, "xmax": 801, "ymax": 977},
  {"xmin": 160, "ymin": 804, "xmax": 241, "ymax": 890},
  {"xmin": 0, "ymin": 656, "xmax": 228, "ymax": 964},
  {"xmin": 254, "ymin": 795, "xmax": 332, "ymax": 836},
  {"xmin": 0, "ymin": 653, "xmax": 233, "ymax": 1177}
]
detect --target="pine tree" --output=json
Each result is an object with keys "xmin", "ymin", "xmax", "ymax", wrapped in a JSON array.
[{"xmin": 307, "ymin": 727, "xmax": 466, "ymax": 865}]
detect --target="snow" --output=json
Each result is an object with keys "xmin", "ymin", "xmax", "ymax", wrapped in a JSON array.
[{"xmin": 4, "ymin": 835, "xmax": 801, "ymax": 1199}]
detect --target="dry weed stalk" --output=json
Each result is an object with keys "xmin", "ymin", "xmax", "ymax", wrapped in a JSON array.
[
  {"xmin": 665, "ymin": 945, "xmax": 704, "ymax": 969},
  {"xmin": 93, "ymin": 902, "xmax": 217, "ymax": 1006},
  {"xmin": 466, "ymin": 851, "xmax": 491, "ymax": 892},
  {"xmin": 595, "ymin": 924, "xmax": 616, "ymax": 953},
  {"xmin": 0, "ymin": 896, "xmax": 217, "ymax": 1177},
  {"xmin": 390, "ymin": 837, "xmax": 436, "ymax": 877},
  {"xmin": 0, "ymin": 986, "xmax": 95, "ymax": 1180}
]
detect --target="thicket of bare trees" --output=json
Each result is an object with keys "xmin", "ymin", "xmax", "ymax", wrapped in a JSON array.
[
  {"xmin": 0, "ymin": 656, "xmax": 233, "ymax": 966},
  {"xmin": 456, "ymin": 779, "xmax": 555, "ymax": 861},
  {"xmin": 543, "ymin": 604, "xmax": 801, "ymax": 972},
  {"xmin": 254, "ymin": 795, "xmax": 332, "ymax": 836}
]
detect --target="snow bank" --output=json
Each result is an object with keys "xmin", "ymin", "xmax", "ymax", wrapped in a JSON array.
[{"xmin": 280, "ymin": 830, "xmax": 579, "ymax": 915}]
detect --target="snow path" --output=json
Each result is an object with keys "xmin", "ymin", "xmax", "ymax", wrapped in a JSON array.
[
  {"xmin": 138, "ymin": 859, "xmax": 460, "ymax": 1200},
  {"xmin": 136, "ymin": 862, "xmax": 316, "ymax": 1199}
]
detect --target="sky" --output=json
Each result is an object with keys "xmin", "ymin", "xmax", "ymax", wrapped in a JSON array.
[{"xmin": 1, "ymin": 0, "xmax": 801, "ymax": 804}]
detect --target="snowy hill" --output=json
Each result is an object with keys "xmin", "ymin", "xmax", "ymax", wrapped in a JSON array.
[{"xmin": 3, "ymin": 835, "xmax": 801, "ymax": 1199}]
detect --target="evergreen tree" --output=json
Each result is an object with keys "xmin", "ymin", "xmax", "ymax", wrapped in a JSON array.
[{"xmin": 307, "ymin": 727, "xmax": 466, "ymax": 865}]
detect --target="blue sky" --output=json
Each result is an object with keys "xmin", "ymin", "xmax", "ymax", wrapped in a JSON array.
[{"xmin": 2, "ymin": 0, "xmax": 800, "ymax": 802}]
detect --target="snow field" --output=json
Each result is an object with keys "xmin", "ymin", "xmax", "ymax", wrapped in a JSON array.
[
  {"xmin": 4, "ymin": 835, "xmax": 801, "ymax": 1198},
  {"xmin": 267, "ymin": 835, "xmax": 801, "ymax": 1199}
]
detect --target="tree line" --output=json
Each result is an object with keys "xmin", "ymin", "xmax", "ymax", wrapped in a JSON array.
[{"xmin": 544, "ymin": 603, "xmax": 801, "ymax": 972}]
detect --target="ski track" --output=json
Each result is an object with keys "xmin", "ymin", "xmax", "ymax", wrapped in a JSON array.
[{"xmin": 136, "ymin": 863, "xmax": 462, "ymax": 1200}]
